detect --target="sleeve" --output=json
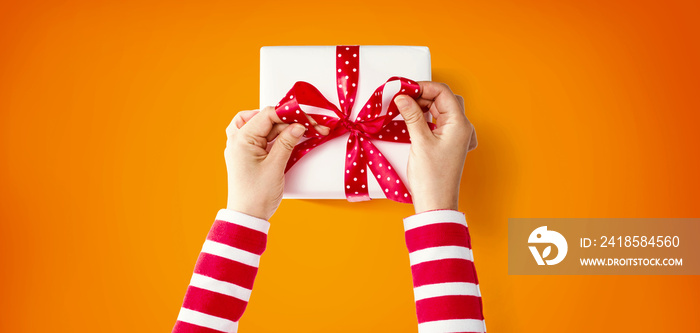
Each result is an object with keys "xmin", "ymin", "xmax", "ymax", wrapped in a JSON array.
[
  {"xmin": 403, "ymin": 210, "xmax": 486, "ymax": 333},
  {"xmin": 173, "ymin": 209, "xmax": 270, "ymax": 333}
]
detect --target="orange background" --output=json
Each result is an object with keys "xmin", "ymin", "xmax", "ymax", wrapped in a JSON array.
[{"xmin": 1, "ymin": 0, "xmax": 699, "ymax": 332}]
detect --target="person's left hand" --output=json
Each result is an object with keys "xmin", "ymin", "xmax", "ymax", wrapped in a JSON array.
[{"xmin": 224, "ymin": 106, "xmax": 329, "ymax": 220}]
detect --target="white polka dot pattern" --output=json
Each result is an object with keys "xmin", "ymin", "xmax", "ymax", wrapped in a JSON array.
[{"xmin": 272, "ymin": 46, "xmax": 432, "ymax": 204}]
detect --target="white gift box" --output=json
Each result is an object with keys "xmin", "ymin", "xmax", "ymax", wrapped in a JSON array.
[{"xmin": 260, "ymin": 45, "xmax": 431, "ymax": 200}]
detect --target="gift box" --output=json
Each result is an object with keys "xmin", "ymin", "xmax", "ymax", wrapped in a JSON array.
[{"xmin": 260, "ymin": 45, "xmax": 431, "ymax": 203}]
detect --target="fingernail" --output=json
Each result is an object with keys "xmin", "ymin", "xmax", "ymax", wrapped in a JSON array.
[
  {"xmin": 394, "ymin": 96, "xmax": 409, "ymax": 110},
  {"xmin": 291, "ymin": 124, "xmax": 306, "ymax": 137}
]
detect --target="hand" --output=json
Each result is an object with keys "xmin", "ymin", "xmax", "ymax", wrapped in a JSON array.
[
  {"xmin": 393, "ymin": 82, "xmax": 478, "ymax": 214},
  {"xmin": 224, "ymin": 107, "xmax": 329, "ymax": 220}
]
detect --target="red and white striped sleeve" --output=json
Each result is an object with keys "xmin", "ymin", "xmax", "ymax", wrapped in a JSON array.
[
  {"xmin": 173, "ymin": 209, "xmax": 270, "ymax": 333},
  {"xmin": 404, "ymin": 210, "xmax": 486, "ymax": 333}
]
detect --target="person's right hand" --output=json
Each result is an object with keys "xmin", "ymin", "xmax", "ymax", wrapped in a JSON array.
[
  {"xmin": 393, "ymin": 82, "xmax": 478, "ymax": 214},
  {"xmin": 224, "ymin": 107, "xmax": 329, "ymax": 221}
]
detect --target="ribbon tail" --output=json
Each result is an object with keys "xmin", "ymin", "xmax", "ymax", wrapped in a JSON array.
[
  {"xmin": 344, "ymin": 132, "xmax": 370, "ymax": 202},
  {"xmin": 360, "ymin": 138, "xmax": 413, "ymax": 204}
]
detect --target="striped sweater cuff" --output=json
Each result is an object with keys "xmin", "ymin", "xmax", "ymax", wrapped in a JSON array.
[
  {"xmin": 215, "ymin": 209, "xmax": 271, "ymax": 234},
  {"xmin": 404, "ymin": 209, "xmax": 469, "ymax": 232},
  {"xmin": 404, "ymin": 210, "xmax": 486, "ymax": 333},
  {"xmin": 173, "ymin": 209, "xmax": 270, "ymax": 333}
]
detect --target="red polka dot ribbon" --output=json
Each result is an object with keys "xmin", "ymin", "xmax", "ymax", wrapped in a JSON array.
[{"xmin": 275, "ymin": 45, "xmax": 434, "ymax": 203}]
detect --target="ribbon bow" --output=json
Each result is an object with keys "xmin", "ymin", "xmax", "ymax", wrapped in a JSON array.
[{"xmin": 274, "ymin": 45, "xmax": 433, "ymax": 203}]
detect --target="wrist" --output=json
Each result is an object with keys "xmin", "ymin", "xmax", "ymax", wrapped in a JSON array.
[
  {"xmin": 227, "ymin": 200, "xmax": 271, "ymax": 221},
  {"xmin": 412, "ymin": 192, "xmax": 459, "ymax": 214}
]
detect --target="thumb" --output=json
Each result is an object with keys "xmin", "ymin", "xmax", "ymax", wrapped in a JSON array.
[
  {"xmin": 267, "ymin": 124, "xmax": 305, "ymax": 167},
  {"xmin": 394, "ymin": 95, "xmax": 432, "ymax": 143}
]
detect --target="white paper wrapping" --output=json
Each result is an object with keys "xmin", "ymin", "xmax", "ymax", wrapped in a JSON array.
[{"xmin": 260, "ymin": 46, "xmax": 431, "ymax": 199}]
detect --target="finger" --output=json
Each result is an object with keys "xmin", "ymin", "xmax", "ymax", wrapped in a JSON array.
[
  {"xmin": 455, "ymin": 95, "xmax": 465, "ymax": 110},
  {"xmin": 467, "ymin": 124, "xmax": 478, "ymax": 152},
  {"xmin": 266, "ymin": 123, "xmax": 306, "ymax": 168},
  {"xmin": 313, "ymin": 124, "xmax": 331, "ymax": 136},
  {"xmin": 417, "ymin": 82, "xmax": 465, "ymax": 123},
  {"xmin": 266, "ymin": 122, "xmax": 331, "ymax": 142},
  {"xmin": 239, "ymin": 106, "xmax": 285, "ymax": 139},
  {"xmin": 416, "ymin": 98, "xmax": 441, "ymax": 121},
  {"xmin": 266, "ymin": 123, "xmax": 291, "ymax": 142},
  {"xmin": 226, "ymin": 110, "xmax": 259, "ymax": 137},
  {"xmin": 420, "ymin": 93, "xmax": 473, "ymax": 126},
  {"xmin": 455, "ymin": 94, "xmax": 476, "ymax": 129},
  {"xmin": 394, "ymin": 95, "xmax": 433, "ymax": 143}
]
